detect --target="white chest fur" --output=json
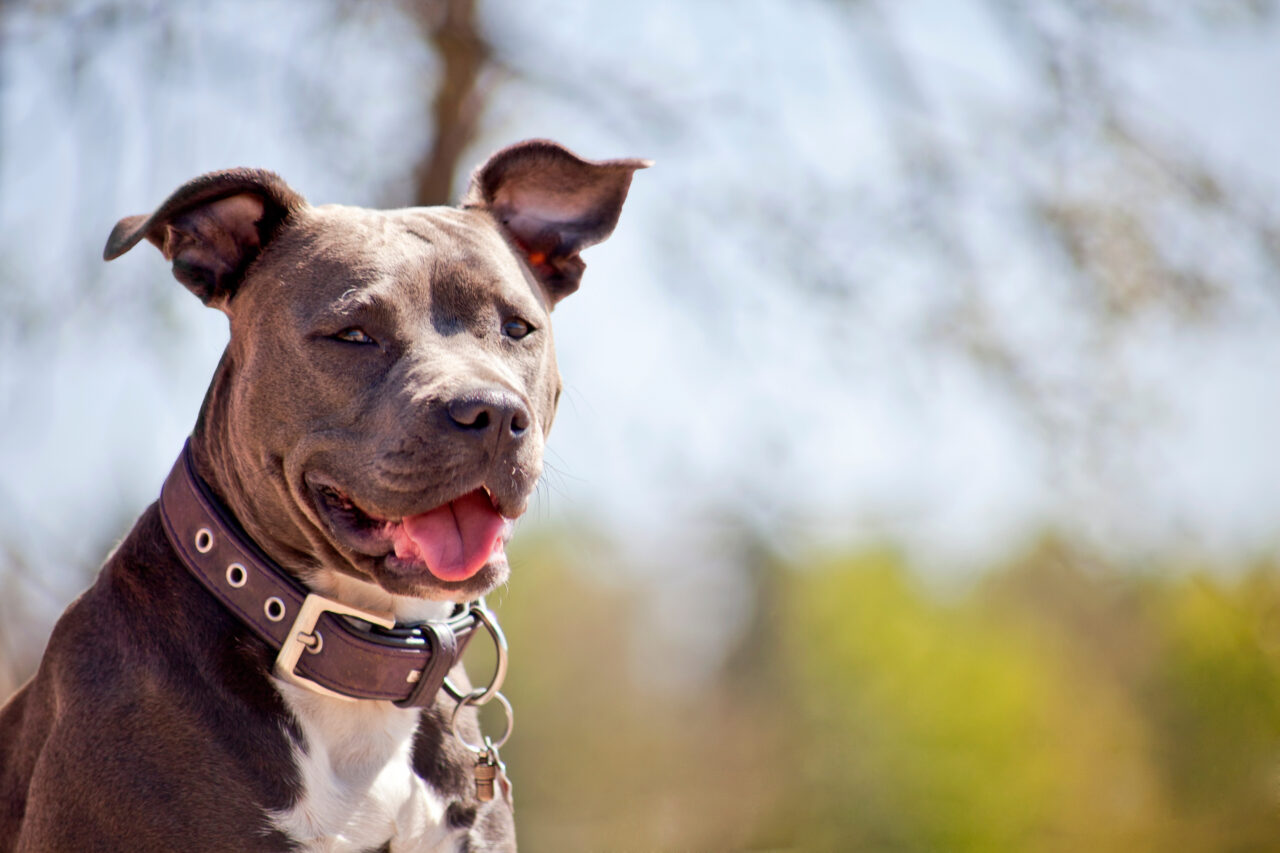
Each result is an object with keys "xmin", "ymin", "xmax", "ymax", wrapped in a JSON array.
[
  {"xmin": 271, "ymin": 684, "xmax": 462, "ymax": 853},
  {"xmin": 271, "ymin": 577, "xmax": 466, "ymax": 852}
]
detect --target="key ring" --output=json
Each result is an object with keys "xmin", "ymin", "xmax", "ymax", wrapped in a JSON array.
[{"xmin": 450, "ymin": 689, "xmax": 514, "ymax": 753}]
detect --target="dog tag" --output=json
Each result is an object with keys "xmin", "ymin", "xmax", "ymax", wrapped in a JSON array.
[
  {"xmin": 474, "ymin": 742, "xmax": 512, "ymax": 804},
  {"xmin": 474, "ymin": 750, "xmax": 499, "ymax": 802}
]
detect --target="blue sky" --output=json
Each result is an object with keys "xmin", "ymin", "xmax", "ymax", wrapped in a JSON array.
[{"xmin": 2, "ymin": 0, "xmax": 1278, "ymax": 627}]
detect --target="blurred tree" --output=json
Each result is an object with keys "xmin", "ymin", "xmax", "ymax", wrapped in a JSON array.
[
  {"xmin": 1141, "ymin": 567, "xmax": 1280, "ymax": 849},
  {"xmin": 4, "ymin": 0, "xmax": 1277, "ymax": 544},
  {"xmin": 759, "ymin": 542, "xmax": 1280, "ymax": 851},
  {"xmin": 463, "ymin": 533, "xmax": 1280, "ymax": 851},
  {"xmin": 399, "ymin": 0, "xmax": 490, "ymax": 206}
]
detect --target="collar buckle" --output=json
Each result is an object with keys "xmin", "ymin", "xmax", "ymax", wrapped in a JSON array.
[{"xmin": 274, "ymin": 592, "xmax": 396, "ymax": 701}]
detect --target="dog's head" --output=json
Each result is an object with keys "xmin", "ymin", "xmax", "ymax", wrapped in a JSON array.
[{"xmin": 106, "ymin": 140, "xmax": 647, "ymax": 602}]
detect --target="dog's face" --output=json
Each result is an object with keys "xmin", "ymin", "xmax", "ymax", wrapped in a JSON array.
[
  {"xmin": 106, "ymin": 141, "xmax": 648, "ymax": 602},
  {"xmin": 232, "ymin": 205, "xmax": 559, "ymax": 600}
]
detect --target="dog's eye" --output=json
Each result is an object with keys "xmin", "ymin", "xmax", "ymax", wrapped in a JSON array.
[
  {"xmin": 502, "ymin": 318, "xmax": 534, "ymax": 340},
  {"xmin": 333, "ymin": 327, "xmax": 376, "ymax": 345}
]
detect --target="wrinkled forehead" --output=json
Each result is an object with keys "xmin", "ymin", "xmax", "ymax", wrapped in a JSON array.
[{"xmin": 264, "ymin": 204, "xmax": 537, "ymax": 310}]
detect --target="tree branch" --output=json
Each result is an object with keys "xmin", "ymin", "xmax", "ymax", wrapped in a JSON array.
[{"xmin": 404, "ymin": 0, "xmax": 491, "ymax": 205}]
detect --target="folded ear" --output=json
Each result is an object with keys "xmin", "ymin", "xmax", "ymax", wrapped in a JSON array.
[
  {"xmin": 463, "ymin": 140, "xmax": 650, "ymax": 306},
  {"xmin": 103, "ymin": 169, "xmax": 307, "ymax": 308}
]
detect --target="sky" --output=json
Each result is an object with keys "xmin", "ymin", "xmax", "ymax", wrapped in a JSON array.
[{"xmin": 2, "ymin": 0, "xmax": 1278, "ymax": 637}]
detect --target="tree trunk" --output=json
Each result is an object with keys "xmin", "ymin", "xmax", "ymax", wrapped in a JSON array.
[{"xmin": 405, "ymin": 0, "xmax": 491, "ymax": 206}]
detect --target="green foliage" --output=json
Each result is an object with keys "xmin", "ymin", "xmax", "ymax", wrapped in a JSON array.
[
  {"xmin": 782, "ymin": 551, "xmax": 1063, "ymax": 850},
  {"xmin": 491, "ymin": 533, "xmax": 1280, "ymax": 851},
  {"xmin": 1140, "ymin": 568, "xmax": 1280, "ymax": 850}
]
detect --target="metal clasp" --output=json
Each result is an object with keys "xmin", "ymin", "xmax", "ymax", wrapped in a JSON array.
[{"xmin": 274, "ymin": 592, "xmax": 396, "ymax": 701}]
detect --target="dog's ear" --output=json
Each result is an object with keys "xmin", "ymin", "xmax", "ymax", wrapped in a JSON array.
[
  {"xmin": 463, "ymin": 140, "xmax": 650, "ymax": 306},
  {"xmin": 103, "ymin": 169, "xmax": 307, "ymax": 308}
]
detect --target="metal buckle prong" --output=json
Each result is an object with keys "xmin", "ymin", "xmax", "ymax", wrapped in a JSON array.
[{"xmin": 274, "ymin": 592, "xmax": 396, "ymax": 701}]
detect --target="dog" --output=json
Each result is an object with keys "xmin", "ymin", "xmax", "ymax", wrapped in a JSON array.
[{"xmin": 0, "ymin": 140, "xmax": 647, "ymax": 852}]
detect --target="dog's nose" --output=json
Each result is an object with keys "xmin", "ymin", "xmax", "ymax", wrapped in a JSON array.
[{"xmin": 446, "ymin": 389, "xmax": 531, "ymax": 439}]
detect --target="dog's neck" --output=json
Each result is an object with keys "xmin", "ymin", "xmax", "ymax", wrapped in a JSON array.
[
  {"xmin": 307, "ymin": 571, "xmax": 456, "ymax": 624},
  {"xmin": 189, "ymin": 353, "xmax": 345, "ymax": 586}
]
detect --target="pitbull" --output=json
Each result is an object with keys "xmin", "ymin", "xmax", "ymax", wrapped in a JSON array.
[{"xmin": 0, "ymin": 140, "xmax": 647, "ymax": 851}]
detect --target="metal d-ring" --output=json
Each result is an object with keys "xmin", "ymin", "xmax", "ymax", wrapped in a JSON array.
[
  {"xmin": 450, "ymin": 690, "xmax": 514, "ymax": 753},
  {"xmin": 443, "ymin": 603, "xmax": 508, "ymax": 707}
]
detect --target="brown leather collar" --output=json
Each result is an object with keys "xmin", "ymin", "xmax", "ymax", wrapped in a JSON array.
[{"xmin": 158, "ymin": 440, "xmax": 492, "ymax": 708}]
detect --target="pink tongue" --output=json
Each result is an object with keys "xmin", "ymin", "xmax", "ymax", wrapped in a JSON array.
[{"xmin": 395, "ymin": 490, "xmax": 506, "ymax": 582}]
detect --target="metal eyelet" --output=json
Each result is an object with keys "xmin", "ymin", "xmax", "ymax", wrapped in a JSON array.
[
  {"xmin": 264, "ymin": 597, "xmax": 286, "ymax": 622},
  {"xmin": 225, "ymin": 563, "xmax": 247, "ymax": 588},
  {"xmin": 194, "ymin": 528, "xmax": 214, "ymax": 553}
]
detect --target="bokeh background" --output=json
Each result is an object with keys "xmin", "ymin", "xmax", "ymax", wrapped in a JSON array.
[{"xmin": 3, "ymin": 1, "xmax": 1280, "ymax": 849}]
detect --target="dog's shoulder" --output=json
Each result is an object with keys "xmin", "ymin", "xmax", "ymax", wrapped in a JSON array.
[{"xmin": 0, "ymin": 504, "xmax": 304, "ymax": 852}]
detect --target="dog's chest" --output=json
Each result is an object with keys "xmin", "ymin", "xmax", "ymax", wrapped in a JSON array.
[{"xmin": 272, "ymin": 683, "xmax": 463, "ymax": 853}]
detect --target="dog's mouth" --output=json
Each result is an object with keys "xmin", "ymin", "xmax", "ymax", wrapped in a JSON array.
[{"xmin": 309, "ymin": 479, "xmax": 515, "ymax": 585}]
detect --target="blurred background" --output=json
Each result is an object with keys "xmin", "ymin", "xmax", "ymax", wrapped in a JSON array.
[{"xmin": 3, "ymin": 0, "xmax": 1280, "ymax": 849}]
